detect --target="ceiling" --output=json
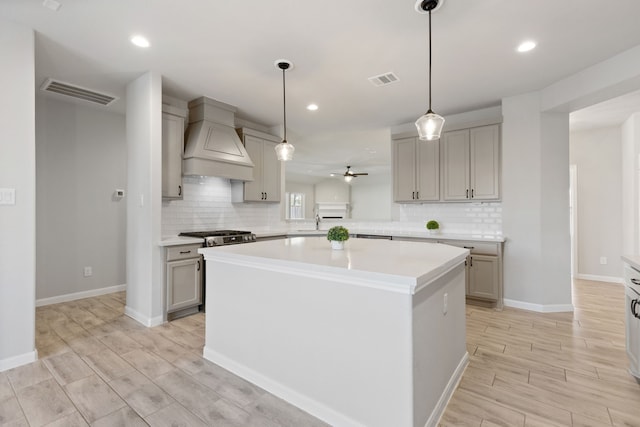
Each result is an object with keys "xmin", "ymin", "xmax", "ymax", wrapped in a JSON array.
[{"xmin": 3, "ymin": 0, "xmax": 640, "ymax": 182}]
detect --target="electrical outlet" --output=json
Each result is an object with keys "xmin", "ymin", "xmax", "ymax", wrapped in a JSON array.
[
  {"xmin": 600, "ymin": 257, "xmax": 607, "ymax": 265},
  {"xmin": 83, "ymin": 266, "xmax": 92, "ymax": 277},
  {"xmin": 443, "ymin": 292, "xmax": 448, "ymax": 314}
]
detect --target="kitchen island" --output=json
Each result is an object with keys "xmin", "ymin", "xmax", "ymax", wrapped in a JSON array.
[{"xmin": 200, "ymin": 237, "xmax": 469, "ymax": 427}]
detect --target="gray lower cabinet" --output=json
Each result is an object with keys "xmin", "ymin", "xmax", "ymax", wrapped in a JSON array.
[
  {"xmin": 466, "ymin": 254, "xmax": 499, "ymax": 301},
  {"xmin": 394, "ymin": 236, "xmax": 503, "ymax": 308},
  {"xmin": 165, "ymin": 244, "xmax": 202, "ymax": 314}
]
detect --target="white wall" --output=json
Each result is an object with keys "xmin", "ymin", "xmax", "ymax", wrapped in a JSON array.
[
  {"xmin": 350, "ymin": 180, "xmax": 391, "ymax": 221},
  {"xmin": 502, "ymin": 92, "xmax": 572, "ymax": 311},
  {"xmin": 570, "ymin": 126, "xmax": 623, "ymax": 280},
  {"xmin": 162, "ymin": 176, "xmax": 285, "ymax": 236},
  {"xmin": 622, "ymin": 113, "xmax": 640, "ymax": 256},
  {"xmin": 0, "ymin": 21, "xmax": 37, "ymax": 371},
  {"xmin": 125, "ymin": 72, "xmax": 164, "ymax": 327},
  {"xmin": 315, "ymin": 179, "xmax": 350, "ymax": 203},
  {"xmin": 35, "ymin": 96, "xmax": 126, "ymax": 301}
]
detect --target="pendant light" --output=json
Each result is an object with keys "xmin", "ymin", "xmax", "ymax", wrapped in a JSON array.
[
  {"xmin": 415, "ymin": 0, "xmax": 445, "ymax": 141},
  {"xmin": 274, "ymin": 60, "xmax": 295, "ymax": 161}
]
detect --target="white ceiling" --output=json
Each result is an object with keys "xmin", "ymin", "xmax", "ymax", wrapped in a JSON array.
[{"xmin": 3, "ymin": 0, "xmax": 640, "ymax": 181}]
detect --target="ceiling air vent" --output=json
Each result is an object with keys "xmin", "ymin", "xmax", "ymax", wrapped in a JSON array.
[
  {"xmin": 40, "ymin": 78, "xmax": 118, "ymax": 106},
  {"xmin": 368, "ymin": 72, "xmax": 400, "ymax": 87}
]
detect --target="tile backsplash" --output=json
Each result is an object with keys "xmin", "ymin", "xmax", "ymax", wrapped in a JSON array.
[
  {"xmin": 162, "ymin": 176, "xmax": 502, "ymax": 237},
  {"xmin": 162, "ymin": 176, "xmax": 285, "ymax": 236}
]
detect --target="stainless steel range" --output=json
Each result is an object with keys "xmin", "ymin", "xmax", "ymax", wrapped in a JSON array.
[
  {"xmin": 179, "ymin": 230, "xmax": 256, "ymax": 247},
  {"xmin": 175, "ymin": 230, "xmax": 256, "ymax": 317}
]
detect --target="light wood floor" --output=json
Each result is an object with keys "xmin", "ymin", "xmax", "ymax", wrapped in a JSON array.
[
  {"xmin": 441, "ymin": 279, "xmax": 640, "ymax": 427},
  {"xmin": 2, "ymin": 293, "xmax": 328, "ymax": 426},
  {"xmin": 2, "ymin": 279, "xmax": 638, "ymax": 426}
]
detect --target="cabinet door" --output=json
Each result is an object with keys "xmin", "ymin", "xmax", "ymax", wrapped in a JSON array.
[
  {"xmin": 393, "ymin": 138, "xmax": 417, "ymax": 202},
  {"xmin": 166, "ymin": 257, "xmax": 202, "ymax": 313},
  {"xmin": 416, "ymin": 139, "xmax": 440, "ymax": 201},
  {"xmin": 442, "ymin": 130, "xmax": 470, "ymax": 200},
  {"xmin": 467, "ymin": 255, "xmax": 499, "ymax": 301},
  {"xmin": 243, "ymin": 135, "xmax": 264, "ymax": 201},
  {"xmin": 261, "ymin": 140, "xmax": 281, "ymax": 202},
  {"xmin": 470, "ymin": 125, "xmax": 500, "ymax": 200},
  {"xmin": 162, "ymin": 113, "xmax": 184, "ymax": 199}
]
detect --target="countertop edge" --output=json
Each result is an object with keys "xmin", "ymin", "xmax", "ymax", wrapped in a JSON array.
[{"xmin": 200, "ymin": 241, "xmax": 469, "ymax": 295}]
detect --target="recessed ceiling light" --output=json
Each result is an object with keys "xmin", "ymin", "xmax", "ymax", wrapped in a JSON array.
[
  {"xmin": 307, "ymin": 104, "xmax": 318, "ymax": 111},
  {"xmin": 130, "ymin": 35, "xmax": 150, "ymax": 48},
  {"xmin": 517, "ymin": 40, "xmax": 536, "ymax": 53}
]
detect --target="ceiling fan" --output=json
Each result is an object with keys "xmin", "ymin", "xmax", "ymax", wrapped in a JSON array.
[{"xmin": 342, "ymin": 165, "xmax": 368, "ymax": 182}]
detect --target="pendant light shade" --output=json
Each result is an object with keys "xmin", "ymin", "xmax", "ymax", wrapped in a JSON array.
[
  {"xmin": 415, "ymin": 0, "xmax": 445, "ymax": 141},
  {"xmin": 274, "ymin": 60, "xmax": 295, "ymax": 161},
  {"xmin": 415, "ymin": 110, "xmax": 445, "ymax": 141},
  {"xmin": 274, "ymin": 140, "xmax": 295, "ymax": 161}
]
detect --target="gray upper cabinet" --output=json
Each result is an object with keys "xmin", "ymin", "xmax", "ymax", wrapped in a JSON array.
[
  {"xmin": 442, "ymin": 130, "xmax": 470, "ymax": 200},
  {"xmin": 162, "ymin": 112, "xmax": 185, "ymax": 199},
  {"xmin": 393, "ymin": 137, "xmax": 439, "ymax": 202},
  {"xmin": 442, "ymin": 124, "xmax": 500, "ymax": 201},
  {"xmin": 162, "ymin": 101, "xmax": 188, "ymax": 199},
  {"xmin": 237, "ymin": 128, "xmax": 281, "ymax": 202}
]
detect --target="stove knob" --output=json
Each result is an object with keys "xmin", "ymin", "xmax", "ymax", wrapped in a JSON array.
[
  {"xmin": 206, "ymin": 237, "xmax": 217, "ymax": 247},
  {"xmin": 251, "ymin": 234, "xmax": 256, "ymax": 241}
]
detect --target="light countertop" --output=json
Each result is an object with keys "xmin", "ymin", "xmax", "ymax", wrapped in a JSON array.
[
  {"xmin": 622, "ymin": 255, "xmax": 640, "ymax": 271},
  {"xmin": 199, "ymin": 236, "xmax": 469, "ymax": 294},
  {"xmin": 159, "ymin": 229, "xmax": 505, "ymax": 247},
  {"xmin": 158, "ymin": 236, "xmax": 203, "ymax": 246}
]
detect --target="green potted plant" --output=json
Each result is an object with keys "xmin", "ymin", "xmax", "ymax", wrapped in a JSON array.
[
  {"xmin": 426, "ymin": 220, "xmax": 440, "ymax": 234},
  {"xmin": 327, "ymin": 225, "xmax": 350, "ymax": 250}
]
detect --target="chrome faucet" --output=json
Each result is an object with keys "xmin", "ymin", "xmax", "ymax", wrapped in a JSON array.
[{"xmin": 315, "ymin": 214, "xmax": 320, "ymax": 231}]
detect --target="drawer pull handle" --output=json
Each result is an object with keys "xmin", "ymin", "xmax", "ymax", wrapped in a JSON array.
[
  {"xmin": 197, "ymin": 260, "xmax": 201, "ymax": 271},
  {"xmin": 466, "ymin": 189, "xmax": 469, "ymax": 199},
  {"xmin": 470, "ymin": 256, "xmax": 473, "ymax": 267},
  {"xmin": 178, "ymin": 185, "xmax": 182, "ymax": 196},
  {"xmin": 631, "ymin": 278, "xmax": 640, "ymax": 286},
  {"xmin": 179, "ymin": 250, "xmax": 191, "ymax": 254},
  {"xmin": 471, "ymin": 189, "xmax": 474, "ymax": 198}
]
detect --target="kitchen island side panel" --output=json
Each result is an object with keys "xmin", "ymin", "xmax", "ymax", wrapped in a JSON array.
[
  {"xmin": 203, "ymin": 259, "xmax": 414, "ymax": 427},
  {"xmin": 413, "ymin": 264, "xmax": 467, "ymax": 427}
]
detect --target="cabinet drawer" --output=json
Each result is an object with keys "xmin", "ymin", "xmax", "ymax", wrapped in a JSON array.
[
  {"xmin": 166, "ymin": 244, "xmax": 202, "ymax": 261},
  {"xmin": 441, "ymin": 240, "xmax": 498, "ymax": 256}
]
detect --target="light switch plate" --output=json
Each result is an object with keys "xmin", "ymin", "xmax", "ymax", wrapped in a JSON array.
[{"xmin": 0, "ymin": 188, "xmax": 16, "ymax": 205}]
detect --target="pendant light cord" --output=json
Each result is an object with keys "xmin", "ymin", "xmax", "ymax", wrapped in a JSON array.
[
  {"xmin": 428, "ymin": 8, "xmax": 433, "ymax": 112},
  {"xmin": 282, "ymin": 68, "xmax": 287, "ymax": 143}
]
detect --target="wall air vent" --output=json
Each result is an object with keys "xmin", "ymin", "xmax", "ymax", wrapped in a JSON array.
[
  {"xmin": 368, "ymin": 72, "xmax": 400, "ymax": 87},
  {"xmin": 40, "ymin": 78, "xmax": 118, "ymax": 106}
]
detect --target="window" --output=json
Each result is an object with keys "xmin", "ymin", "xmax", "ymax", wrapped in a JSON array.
[{"xmin": 287, "ymin": 192, "xmax": 305, "ymax": 220}]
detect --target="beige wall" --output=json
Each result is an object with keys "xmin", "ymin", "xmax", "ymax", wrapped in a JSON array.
[{"xmin": 570, "ymin": 126, "xmax": 623, "ymax": 280}]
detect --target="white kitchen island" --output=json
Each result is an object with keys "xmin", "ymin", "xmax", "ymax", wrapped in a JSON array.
[{"xmin": 200, "ymin": 237, "xmax": 469, "ymax": 427}]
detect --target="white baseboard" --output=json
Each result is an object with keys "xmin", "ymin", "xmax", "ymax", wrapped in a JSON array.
[
  {"xmin": 503, "ymin": 299, "xmax": 574, "ymax": 313},
  {"xmin": 124, "ymin": 306, "xmax": 164, "ymax": 328},
  {"xmin": 203, "ymin": 347, "xmax": 365, "ymax": 427},
  {"xmin": 36, "ymin": 284, "xmax": 126, "ymax": 307},
  {"xmin": 0, "ymin": 350, "xmax": 38, "ymax": 372},
  {"xmin": 574, "ymin": 274, "xmax": 624, "ymax": 284},
  {"xmin": 425, "ymin": 352, "xmax": 469, "ymax": 427}
]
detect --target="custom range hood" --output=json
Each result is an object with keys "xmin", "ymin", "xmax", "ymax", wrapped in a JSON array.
[{"xmin": 183, "ymin": 97, "xmax": 254, "ymax": 181}]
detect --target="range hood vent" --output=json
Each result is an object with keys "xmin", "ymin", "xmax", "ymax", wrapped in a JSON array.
[
  {"xmin": 40, "ymin": 78, "xmax": 118, "ymax": 106},
  {"xmin": 183, "ymin": 97, "xmax": 254, "ymax": 181}
]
